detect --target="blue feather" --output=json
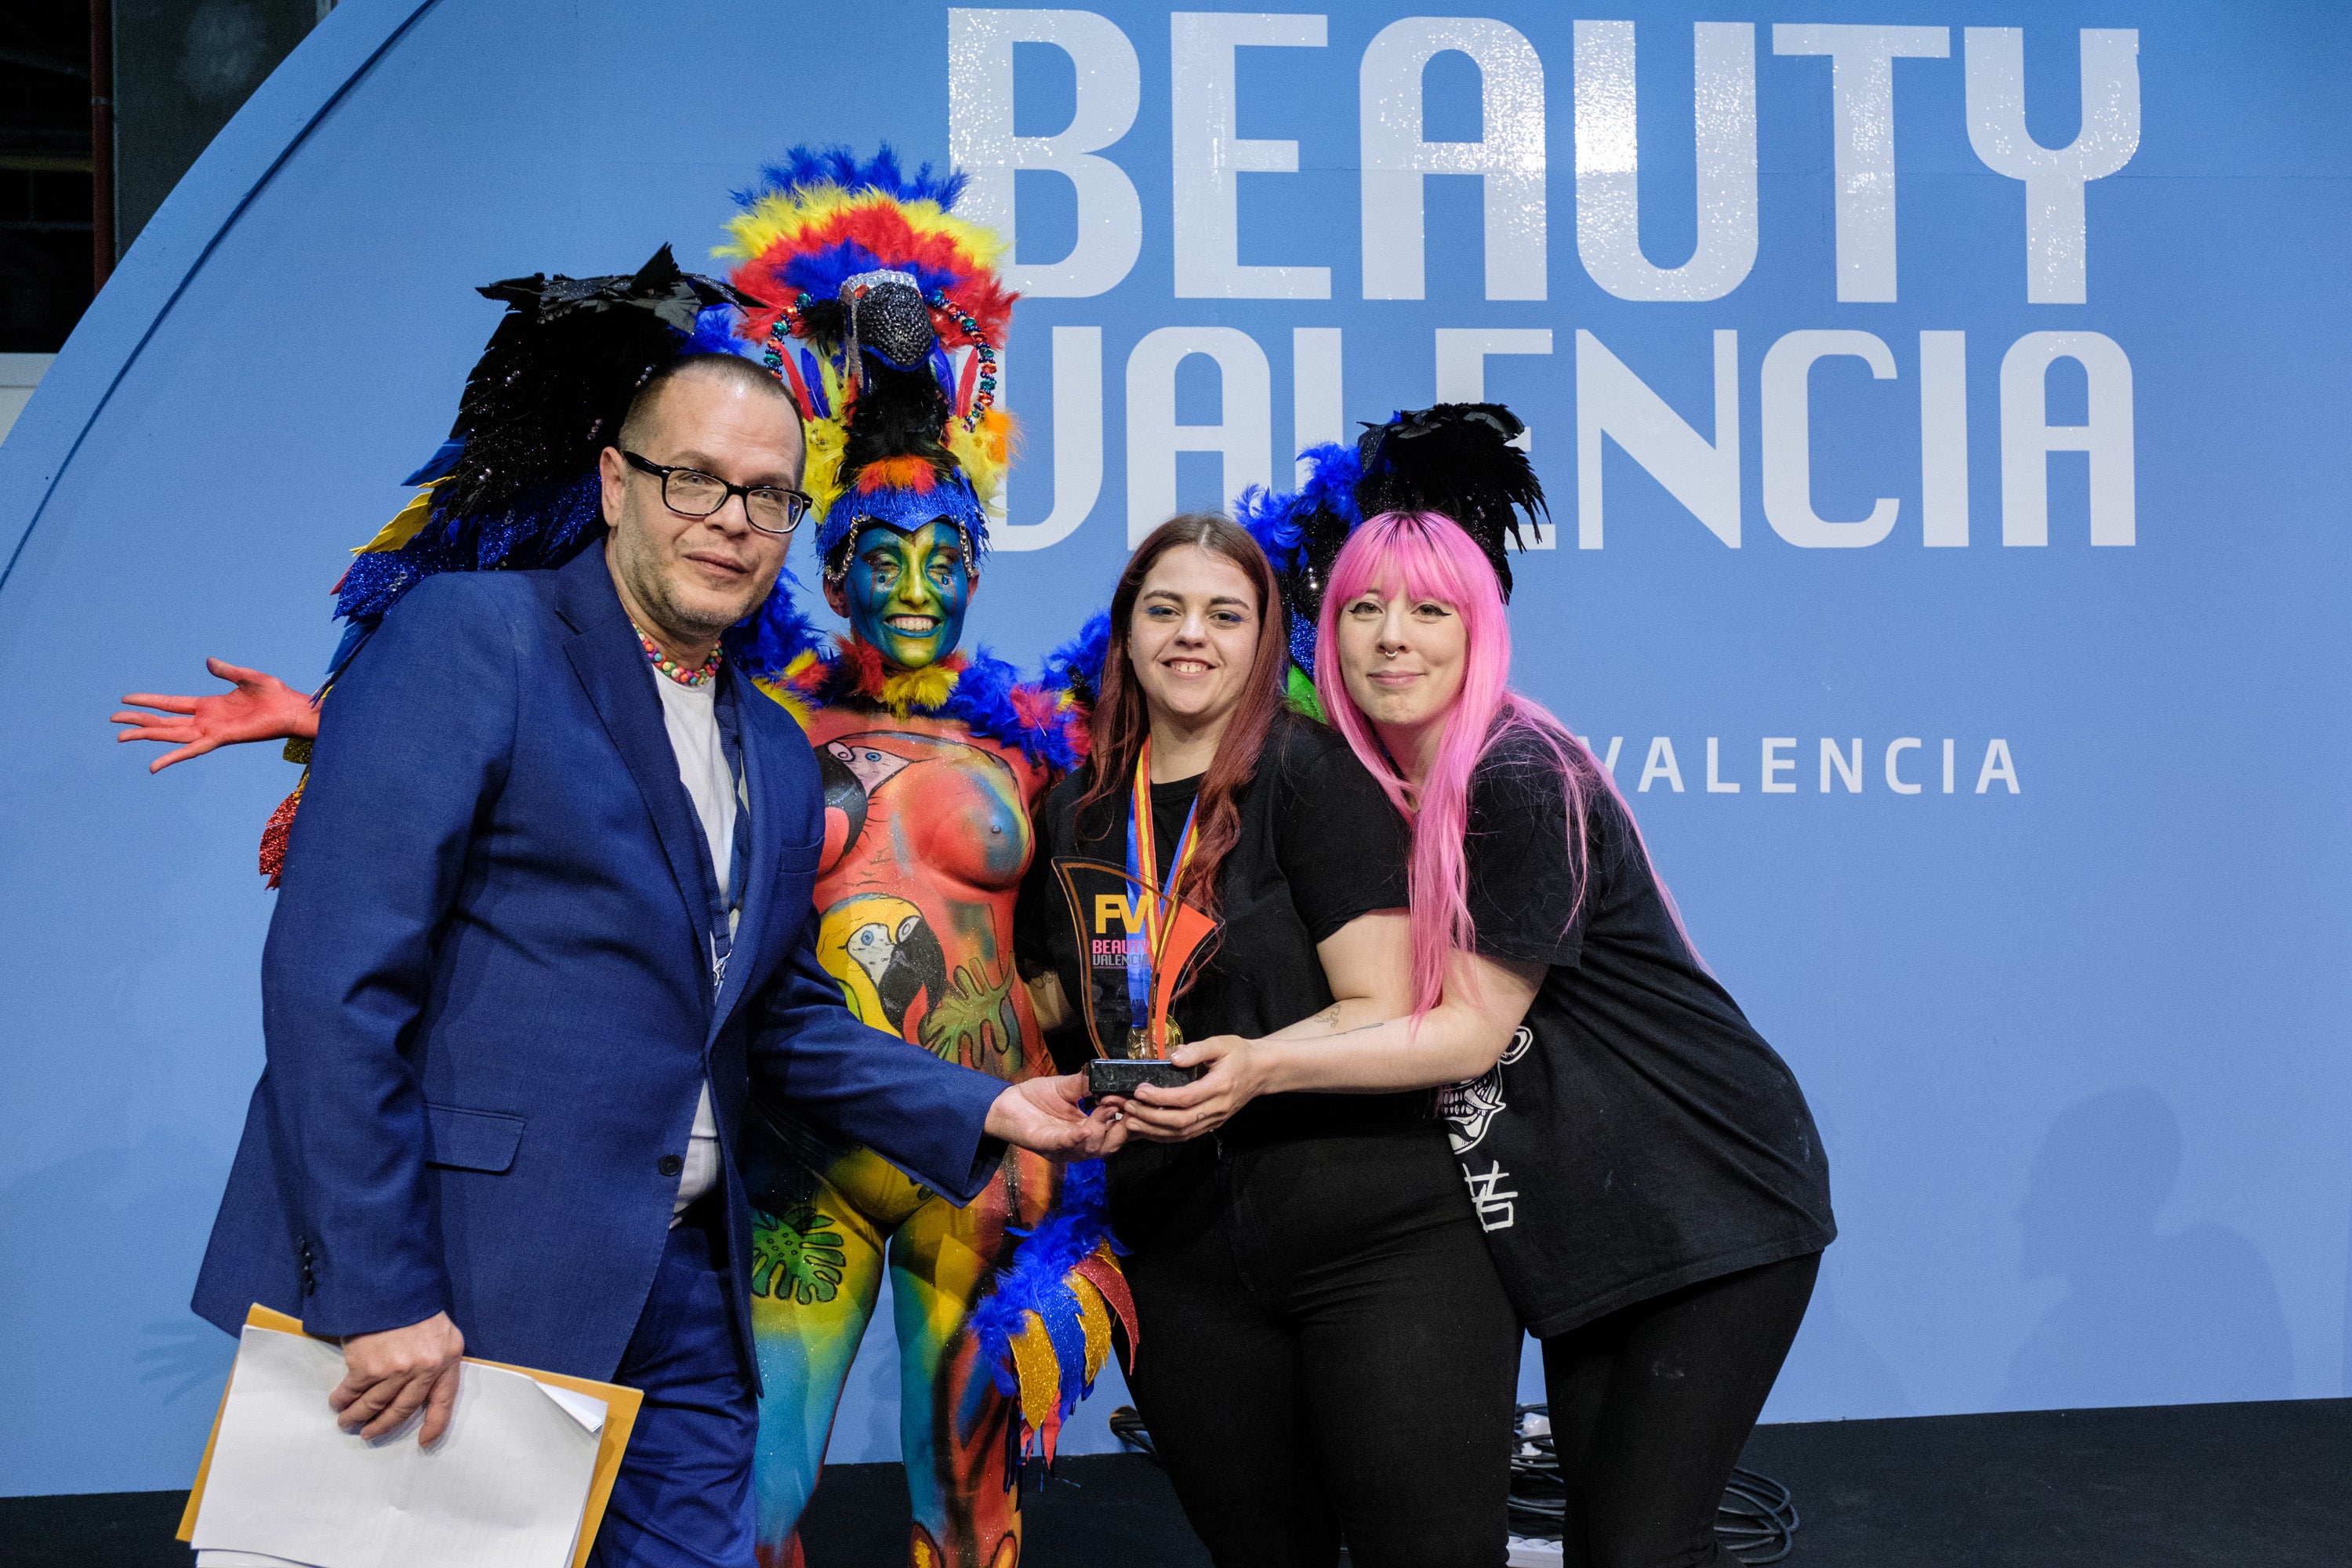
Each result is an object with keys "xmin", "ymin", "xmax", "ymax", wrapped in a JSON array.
[
  {"xmin": 321, "ymin": 617, "xmax": 378, "ymax": 682},
  {"xmin": 683, "ymin": 303, "xmax": 753, "ymax": 358},
  {"xmin": 1232, "ymin": 481, "xmax": 1308, "ymax": 572},
  {"xmin": 1235, "ymin": 441, "xmax": 1363, "ymax": 574},
  {"xmin": 774, "ymin": 240, "xmax": 971, "ymax": 321},
  {"xmin": 400, "ymin": 437, "xmax": 467, "ymax": 488},
  {"xmin": 724, "ymin": 567, "xmax": 828, "ymax": 680},
  {"xmin": 736, "ymin": 142, "xmax": 967, "ymax": 214},
  {"xmin": 797, "ymin": 349, "xmax": 830, "ymax": 418},
  {"xmin": 1294, "ymin": 441, "xmax": 1365, "ymax": 530},
  {"xmin": 1040, "ymin": 612, "xmax": 1112, "ymax": 699}
]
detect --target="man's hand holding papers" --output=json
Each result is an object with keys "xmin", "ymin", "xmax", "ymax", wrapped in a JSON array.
[{"xmin": 329, "ymin": 1310, "xmax": 465, "ymax": 1445}]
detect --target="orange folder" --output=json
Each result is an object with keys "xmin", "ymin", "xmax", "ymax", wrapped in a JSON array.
[{"xmin": 177, "ymin": 1303, "xmax": 643, "ymax": 1568}]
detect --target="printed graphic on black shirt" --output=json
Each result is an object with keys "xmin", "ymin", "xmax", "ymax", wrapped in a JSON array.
[
  {"xmin": 1446, "ymin": 737, "xmax": 1837, "ymax": 1328},
  {"xmin": 1442, "ymin": 1026, "xmax": 1534, "ymax": 1233},
  {"xmin": 1439, "ymin": 1026, "xmax": 1533, "ymax": 1155}
]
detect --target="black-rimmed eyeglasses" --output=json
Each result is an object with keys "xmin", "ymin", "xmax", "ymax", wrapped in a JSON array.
[{"xmin": 622, "ymin": 451, "xmax": 811, "ymax": 537}]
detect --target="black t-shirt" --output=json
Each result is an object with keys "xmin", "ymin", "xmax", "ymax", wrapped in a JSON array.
[
  {"xmin": 1018, "ymin": 710, "xmax": 1432, "ymax": 1243},
  {"xmin": 1443, "ymin": 732, "xmax": 1837, "ymax": 1336}
]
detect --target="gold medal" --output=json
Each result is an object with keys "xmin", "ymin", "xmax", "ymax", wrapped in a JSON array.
[{"xmin": 1126, "ymin": 1019, "xmax": 1184, "ymax": 1059}]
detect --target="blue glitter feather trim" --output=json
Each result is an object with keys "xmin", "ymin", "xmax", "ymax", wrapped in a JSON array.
[
  {"xmin": 817, "ymin": 473, "xmax": 989, "ymax": 564},
  {"xmin": 335, "ymin": 470, "xmax": 604, "ymax": 626},
  {"xmin": 958, "ymin": 1159, "xmax": 1123, "ymax": 1435},
  {"xmin": 1289, "ymin": 604, "xmax": 1320, "ymax": 677}
]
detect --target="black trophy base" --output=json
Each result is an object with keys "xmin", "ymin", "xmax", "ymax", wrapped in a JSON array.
[{"xmin": 1087, "ymin": 1058, "xmax": 1203, "ymax": 1098}]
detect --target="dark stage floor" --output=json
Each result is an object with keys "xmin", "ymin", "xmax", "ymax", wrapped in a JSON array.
[{"xmin": 6, "ymin": 1398, "xmax": 2346, "ymax": 1567}]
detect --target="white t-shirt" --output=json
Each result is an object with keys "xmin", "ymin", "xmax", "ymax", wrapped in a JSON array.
[{"xmin": 649, "ymin": 669, "xmax": 739, "ymax": 1221}]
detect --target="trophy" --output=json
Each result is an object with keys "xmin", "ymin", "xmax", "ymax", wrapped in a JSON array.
[{"xmin": 1054, "ymin": 858, "xmax": 1217, "ymax": 1098}]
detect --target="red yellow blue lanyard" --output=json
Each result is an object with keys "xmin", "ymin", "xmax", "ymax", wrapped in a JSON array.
[{"xmin": 1125, "ymin": 739, "xmax": 1200, "ymax": 1025}]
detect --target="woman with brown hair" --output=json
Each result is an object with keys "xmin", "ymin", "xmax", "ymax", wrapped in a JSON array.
[{"xmin": 1015, "ymin": 514, "xmax": 1519, "ymax": 1568}]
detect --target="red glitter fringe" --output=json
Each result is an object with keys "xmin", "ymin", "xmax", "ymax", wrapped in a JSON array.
[{"xmin": 258, "ymin": 778, "xmax": 305, "ymax": 888}]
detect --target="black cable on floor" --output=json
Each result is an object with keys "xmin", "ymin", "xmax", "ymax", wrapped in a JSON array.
[
  {"xmin": 1109, "ymin": 1405, "xmax": 1156, "ymax": 1461},
  {"xmin": 1506, "ymin": 1403, "xmax": 1799, "ymax": 1565},
  {"xmin": 1112, "ymin": 1405, "xmax": 1798, "ymax": 1564}
]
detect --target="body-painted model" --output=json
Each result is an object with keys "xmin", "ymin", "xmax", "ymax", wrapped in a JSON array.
[
  {"xmin": 112, "ymin": 149, "xmax": 1130, "ymax": 1568},
  {"xmin": 717, "ymin": 149, "xmax": 1123, "ymax": 1568}
]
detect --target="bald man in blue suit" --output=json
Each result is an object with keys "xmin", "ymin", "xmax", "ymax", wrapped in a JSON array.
[{"xmin": 190, "ymin": 356, "xmax": 1123, "ymax": 1566}]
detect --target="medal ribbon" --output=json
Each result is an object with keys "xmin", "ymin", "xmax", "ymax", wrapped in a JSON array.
[{"xmin": 1125, "ymin": 739, "xmax": 1200, "ymax": 1049}]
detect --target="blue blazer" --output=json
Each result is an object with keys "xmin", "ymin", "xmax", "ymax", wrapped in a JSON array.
[{"xmin": 192, "ymin": 544, "xmax": 1006, "ymax": 1381}]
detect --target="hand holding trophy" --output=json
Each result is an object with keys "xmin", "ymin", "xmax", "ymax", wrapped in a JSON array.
[{"xmin": 1056, "ymin": 743, "xmax": 1218, "ymax": 1098}]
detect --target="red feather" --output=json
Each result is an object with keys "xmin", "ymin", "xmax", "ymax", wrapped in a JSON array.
[
  {"xmin": 1006, "ymin": 686, "xmax": 1058, "ymax": 734},
  {"xmin": 732, "ymin": 204, "xmax": 1018, "ymax": 347},
  {"xmin": 1073, "ymin": 1250, "xmax": 1137, "ymax": 1366}
]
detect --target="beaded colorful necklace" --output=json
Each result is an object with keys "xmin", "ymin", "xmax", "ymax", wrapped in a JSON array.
[{"xmin": 634, "ymin": 622, "xmax": 722, "ymax": 688}]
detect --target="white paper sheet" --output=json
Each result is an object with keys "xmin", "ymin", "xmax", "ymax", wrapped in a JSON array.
[{"xmin": 191, "ymin": 1325, "xmax": 604, "ymax": 1568}]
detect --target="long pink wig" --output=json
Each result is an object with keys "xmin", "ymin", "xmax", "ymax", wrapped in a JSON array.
[{"xmin": 1313, "ymin": 511, "xmax": 1686, "ymax": 1015}]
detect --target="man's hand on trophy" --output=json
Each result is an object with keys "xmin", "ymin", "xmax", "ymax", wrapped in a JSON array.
[
  {"xmin": 1120, "ymin": 1033, "xmax": 1269, "ymax": 1143},
  {"xmin": 984, "ymin": 1072, "xmax": 1131, "ymax": 1160},
  {"xmin": 112, "ymin": 657, "xmax": 317, "ymax": 773}
]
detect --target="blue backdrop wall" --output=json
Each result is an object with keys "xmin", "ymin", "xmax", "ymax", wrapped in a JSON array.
[{"xmin": 3, "ymin": 0, "xmax": 2347, "ymax": 1497}]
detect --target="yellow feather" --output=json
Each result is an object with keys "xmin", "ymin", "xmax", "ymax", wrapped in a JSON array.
[
  {"xmin": 812, "ymin": 350, "xmax": 852, "ymax": 416},
  {"xmin": 749, "ymin": 670, "xmax": 815, "ymax": 730},
  {"xmin": 352, "ymin": 481, "xmax": 441, "ymax": 555},
  {"xmin": 1008, "ymin": 1311, "xmax": 1062, "ymax": 1436},
  {"xmin": 715, "ymin": 185, "xmax": 1009, "ymax": 278},
  {"xmin": 944, "ymin": 408, "xmax": 1015, "ymax": 510},
  {"xmin": 877, "ymin": 662, "xmax": 958, "ymax": 716},
  {"xmin": 1072, "ymin": 1275, "xmax": 1112, "ymax": 1388},
  {"xmin": 800, "ymin": 413, "xmax": 848, "ymax": 528}
]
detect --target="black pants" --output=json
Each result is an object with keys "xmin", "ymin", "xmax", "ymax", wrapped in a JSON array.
[
  {"xmin": 1123, "ymin": 1128, "xmax": 1521, "ymax": 1568},
  {"xmin": 1540, "ymin": 1251, "xmax": 1821, "ymax": 1568}
]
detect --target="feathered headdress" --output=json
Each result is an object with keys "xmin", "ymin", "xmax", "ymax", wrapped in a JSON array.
[
  {"xmin": 717, "ymin": 144, "xmax": 1016, "ymax": 578},
  {"xmin": 328, "ymin": 245, "xmax": 751, "ymax": 677},
  {"xmin": 257, "ymin": 246, "xmax": 752, "ymax": 884},
  {"xmin": 1236, "ymin": 402, "xmax": 1548, "ymax": 678}
]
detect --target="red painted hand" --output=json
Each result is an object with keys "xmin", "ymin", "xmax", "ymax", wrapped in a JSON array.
[{"xmin": 111, "ymin": 657, "xmax": 317, "ymax": 773}]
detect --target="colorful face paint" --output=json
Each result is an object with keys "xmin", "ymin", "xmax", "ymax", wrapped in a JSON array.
[{"xmin": 844, "ymin": 521, "xmax": 973, "ymax": 671}]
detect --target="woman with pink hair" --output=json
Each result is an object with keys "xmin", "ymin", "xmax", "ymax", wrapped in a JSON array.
[{"xmin": 1128, "ymin": 506, "xmax": 1835, "ymax": 1568}]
